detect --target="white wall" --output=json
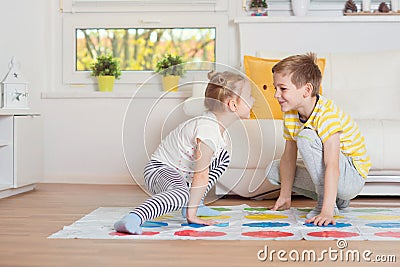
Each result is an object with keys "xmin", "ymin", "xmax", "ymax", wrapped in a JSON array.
[
  {"xmin": 40, "ymin": 0, "xmax": 243, "ymax": 185},
  {"xmin": 42, "ymin": 94, "xmax": 191, "ymax": 184},
  {"xmin": 2, "ymin": 0, "xmax": 400, "ymax": 185},
  {"xmin": 0, "ymin": 0, "xmax": 49, "ymax": 111},
  {"xmin": 43, "ymin": 98, "xmax": 133, "ymax": 184}
]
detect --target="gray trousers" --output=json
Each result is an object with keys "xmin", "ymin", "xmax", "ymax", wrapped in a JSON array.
[{"xmin": 267, "ymin": 129, "xmax": 365, "ymax": 201}]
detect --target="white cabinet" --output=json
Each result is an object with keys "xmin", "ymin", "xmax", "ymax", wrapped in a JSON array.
[
  {"xmin": 0, "ymin": 116, "xmax": 14, "ymax": 189},
  {"xmin": 0, "ymin": 113, "xmax": 42, "ymax": 198}
]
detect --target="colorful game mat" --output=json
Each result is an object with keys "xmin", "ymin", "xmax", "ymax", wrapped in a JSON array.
[{"xmin": 48, "ymin": 205, "xmax": 400, "ymax": 240}]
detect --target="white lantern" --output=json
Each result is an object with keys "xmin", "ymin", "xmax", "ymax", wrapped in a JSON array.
[{"xmin": 1, "ymin": 57, "xmax": 29, "ymax": 109}]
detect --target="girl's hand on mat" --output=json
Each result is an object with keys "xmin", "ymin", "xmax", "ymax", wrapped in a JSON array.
[
  {"xmin": 270, "ymin": 196, "xmax": 291, "ymax": 211},
  {"xmin": 306, "ymin": 213, "xmax": 336, "ymax": 226},
  {"xmin": 187, "ymin": 216, "xmax": 218, "ymax": 226}
]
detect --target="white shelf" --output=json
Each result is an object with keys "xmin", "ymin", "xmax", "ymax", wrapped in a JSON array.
[
  {"xmin": 0, "ymin": 110, "xmax": 40, "ymax": 116},
  {"xmin": 234, "ymin": 16, "xmax": 400, "ymax": 23}
]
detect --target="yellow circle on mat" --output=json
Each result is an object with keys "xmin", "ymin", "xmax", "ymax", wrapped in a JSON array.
[
  {"xmin": 154, "ymin": 214, "xmax": 174, "ymax": 221},
  {"xmin": 198, "ymin": 215, "xmax": 231, "ymax": 220},
  {"xmin": 299, "ymin": 215, "xmax": 344, "ymax": 219},
  {"xmin": 358, "ymin": 215, "xmax": 400, "ymax": 220},
  {"xmin": 245, "ymin": 214, "xmax": 288, "ymax": 220}
]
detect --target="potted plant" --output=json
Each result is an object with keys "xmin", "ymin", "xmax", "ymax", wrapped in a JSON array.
[
  {"xmin": 90, "ymin": 54, "xmax": 121, "ymax": 92},
  {"xmin": 155, "ymin": 54, "xmax": 185, "ymax": 92},
  {"xmin": 250, "ymin": 0, "xmax": 268, "ymax": 16}
]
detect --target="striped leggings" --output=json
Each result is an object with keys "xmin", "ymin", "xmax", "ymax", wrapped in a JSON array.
[{"xmin": 132, "ymin": 149, "xmax": 230, "ymax": 224}]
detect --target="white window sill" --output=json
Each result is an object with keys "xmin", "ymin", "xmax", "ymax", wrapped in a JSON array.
[
  {"xmin": 234, "ymin": 16, "xmax": 400, "ymax": 24},
  {"xmin": 41, "ymin": 90, "xmax": 192, "ymax": 99}
]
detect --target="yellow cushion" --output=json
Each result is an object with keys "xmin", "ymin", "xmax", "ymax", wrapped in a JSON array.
[{"xmin": 244, "ymin": 55, "xmax": 326, "ymax": 120}]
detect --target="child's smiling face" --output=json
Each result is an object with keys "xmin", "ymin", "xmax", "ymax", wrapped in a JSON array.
[{"xmin": 273, "ymin": 72, "xmax": 306, "ymax": 113}]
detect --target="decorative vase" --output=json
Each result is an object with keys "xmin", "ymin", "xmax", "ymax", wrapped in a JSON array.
[
  {"xmin": 291, "ymin": 0, "xmax": 310, "ymax": 16},
  {"xmin": 392, "ymin": 0, "xmax": 399, "ymax": 12},
  {"xmin": 362, "ymin": 0, "xmax": 371, "ymax": 12},
  {"xmin": 162, "ymin": 75, "xmax": 180, "ymax": 92},
  {"xmin": 97, "ymin": 76, "xmax": 115, "ymax": 92}
]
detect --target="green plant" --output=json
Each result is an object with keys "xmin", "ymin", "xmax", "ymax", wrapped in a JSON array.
[
  {"xmin": 90, "ymin": 54, "xmax": 121, "ymax": 79},
  {"xmin": 155, "ymin": 54, "xmax": 186, "ymax": 77},
  {"xmin": 250, "ymin": 0, "xmax": 268, "ymax": 8}
]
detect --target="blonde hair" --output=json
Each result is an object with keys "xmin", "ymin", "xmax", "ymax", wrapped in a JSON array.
[
  {"xmin": 272, "ymin": 52, "xmax": 322, "ymax": 96},
  {"xmin": 204, "ymin": 71, "xmax": 246, "ymax": 112}
]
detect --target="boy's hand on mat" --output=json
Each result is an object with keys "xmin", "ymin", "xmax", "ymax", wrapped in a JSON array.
[
  {"xmin": 187, "ymin": 216, "xmax": 218, "ymax": 226},
  {"xmin": 306, "ymin": 212, "xmax": 336, "ymax": 226},
  {"xmin": 271, "ymin": 196, "xmax": 291, "ymax": 211}
]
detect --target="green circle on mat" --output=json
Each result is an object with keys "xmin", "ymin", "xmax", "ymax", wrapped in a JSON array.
[
  {"xmin": 297, "ymin": 208, "xmax": 313, "ymax": 212},
  {"xmin": 211, "ymin": 207, "xmax": 232, "ymax": 211},
  {"xmin": 244, "ymin": 207, "xmax": 270, "ymax": 212},
  {"xmin": 353, "ymin": 208, "xmax": 392, "ymax": 213}
]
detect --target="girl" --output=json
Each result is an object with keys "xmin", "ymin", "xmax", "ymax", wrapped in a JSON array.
[{"xmin": 114, "ymin": 71, "xmax": 255, "ymax": 234}]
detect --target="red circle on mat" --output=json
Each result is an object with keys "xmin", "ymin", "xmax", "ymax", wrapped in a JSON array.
[
  {"xmin": 375, "ymin": 231, "xmax": 400, "ymax": 238},
  {"xmin": 109, "ymin": 231, "xmax": 159, "ymax": 236},
  {"xmin": 242, "ymin": 231, "xmax": 294, "ymax": 238},
  {"xmin": 307, "ymin": 231, "xmax": 359, "ymax": 238},
  {"xmin": 174, "ymin": 230, "xmax": 226, "ymax": 237}
]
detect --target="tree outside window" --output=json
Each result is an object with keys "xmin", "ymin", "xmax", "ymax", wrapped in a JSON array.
[{"xmin": 76, "ymin": 28, "xmax": 216, "ymax": 72}]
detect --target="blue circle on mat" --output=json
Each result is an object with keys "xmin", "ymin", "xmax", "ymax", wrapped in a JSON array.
[
  {"xmin": 181, "ymin": 222, "xmax": 229, "ymax": 228},
  {"xmin": 243, "ymin": 222, "xmax": 290, "ymax": 228},
  {"xmin": 303, "ymin": 222, "xmax": 352, "ymax": 228},
  {"xmin": 141, "ymin": 221, "xmax": 168, "ymax": 228},
  {"xmin": 366, "ymin": 222, "xmax": 400, "ymax": 228}
]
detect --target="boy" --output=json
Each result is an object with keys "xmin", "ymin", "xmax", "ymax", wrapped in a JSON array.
[{"xmin": 267, "ymin": 53, "xmax": 371, "ymax": 226}]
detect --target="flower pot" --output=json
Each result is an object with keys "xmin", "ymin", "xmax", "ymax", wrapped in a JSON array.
[
  {"xmin": 251, "ymin": 7, "xmax": 268, "ymax": 16},
  {"xmin": 97, "ymin": 76, "xmax": 115, "ymax": 92},
  {"xmin": 292, "ymin": 0, "xmax": 310, "ymax": 16},
  {"xmin": 162, "ymin": 75, "xmax": 180, "ymax": 92}
]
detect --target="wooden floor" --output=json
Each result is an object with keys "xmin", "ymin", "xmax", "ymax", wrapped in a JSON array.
[{"xmin": 0, "ymin": 183, "xmax": 399, "ymax": 267}]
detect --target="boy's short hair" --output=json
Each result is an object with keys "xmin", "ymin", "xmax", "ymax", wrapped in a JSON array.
[{"xmin": 272, "ymin": 52, "xmax": 322, "ymax": 96}]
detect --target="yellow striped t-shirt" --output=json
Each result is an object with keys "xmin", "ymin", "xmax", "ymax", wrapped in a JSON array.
[{"xmin": 283, "ymin": 95, "xmax": 371, "ymax": 178}]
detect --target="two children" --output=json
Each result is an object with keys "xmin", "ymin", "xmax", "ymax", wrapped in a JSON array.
[{"xmin": 115, "ymin": 53, "xmax": 371, "ymax": 234}]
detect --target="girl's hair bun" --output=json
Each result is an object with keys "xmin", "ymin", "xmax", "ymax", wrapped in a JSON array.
[
  {"xmin": 208, "ymin": 71, "xmax": 227, "ymax": 87},
  {"xmin": 207, "ymin": 70, "xmax": 218, "ymax": 80}
]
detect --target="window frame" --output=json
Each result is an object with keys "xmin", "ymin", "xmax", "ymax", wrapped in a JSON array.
[{"xmin": 62, "ymin": 13, "xmax": 229, "ymax": 85}]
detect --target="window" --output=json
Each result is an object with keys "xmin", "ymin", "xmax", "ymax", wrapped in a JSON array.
[
  {"xmin": 76, "ymin": 28, "xmax": 216, "ymax": 72},
  {"xmin": 62, "ymin": 13, "xmax": 228, "ymax": 85}
]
